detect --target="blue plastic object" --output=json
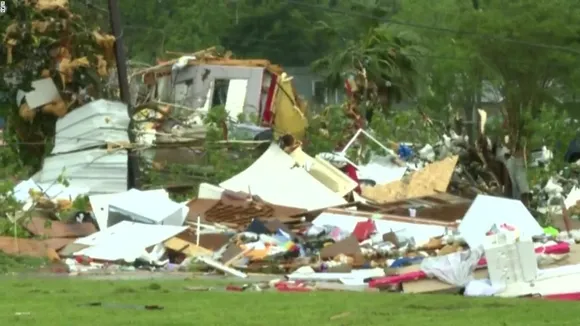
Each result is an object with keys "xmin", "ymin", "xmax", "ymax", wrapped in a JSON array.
[
  {"xmin": 389, "ymin": 256, "xmax": 423, "ymax": 268},
  {"xmin": 397, "ymin": 144, "xmax": 413, "ymax": 160}
]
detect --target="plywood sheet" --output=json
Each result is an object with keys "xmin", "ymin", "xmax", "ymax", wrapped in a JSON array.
[
  {"xmin": 163, "ymin": 237, "xmax": 213, "ymax": 257},
  {"xmin": 361, "ymin": 156, "xmax": 458, "ymax": 203},
  {"xmin": 219, "ymin": 143, "xmax": 346, "ymax": 210}
]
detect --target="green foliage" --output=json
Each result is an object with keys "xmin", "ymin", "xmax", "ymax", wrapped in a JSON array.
[
  {"xmin": 118, "ymin": 0, "xmax": 231, "ymax": 62},
  {"xmin": 0, "ymin": 251, "xmax": 47, "ymax": 273},
  {"xmin": 57, "ymin": 195, "xmax": 91, "ymax": 221},
  {"xmin": 523, "ymin": 107, "xmax": 576, "ymax": 163},
  {"xmin": 312, "ymin": 24, "xmax": 427, "ymax": 107},
  {"xmin": 0, "ymin": 174, "xmax": 30, "ymax": 235},
  {"xmin": 524, "ymin": 106, "xmax": 579, "ymax": 188},
  {"xmin": 0, "ymin": 138, "xmax": 34, "ymax": 180},
  {"xmin": 303, "ymin": 105, "xmax": 352, "ymax": 156},
  {"xmin": 141, "ymin": 105, "xmax": 258, "ymax": 199},
  {"xmin": 395, "ymin": 0, "xmax": 580, "ymax": 142},
  {"xmin": 304, "ymin": 105, "xmax": 440, "ymax": 163},
  {"xmin": 118, "ymin": 0, "xmax": 344, "ymax": 65},
  {"xmin": 220, "ymin": 1, "xmax": 340, "ymax": 65},
  {"xmin": 3, "ymin": 0, "xmax": 580, "ymax": 212},
  {"xmin": 1, "ymin": 0, "xmax": 114, "ymax": 169},
  {"xmin": 203, "ymin": 106, "xmax": 256, "ymax": 185},
  {"xmin": 0, "ymin": 218, "xmax": 29, "ymax": 238},
  {"xmin": 370, "ymin": 109, "xmax": 440, "ymax": 146}
]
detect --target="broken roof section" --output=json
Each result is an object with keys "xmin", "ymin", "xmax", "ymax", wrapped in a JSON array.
[
  {"xmin": 220, "ymin": 143, "xmax": 348, "ymax": 210},
  {"xmin": 187, "ymin": 190, "xmax": 305, "ymax": 228},
  {"xmin": 135, "ymin": 47, "xmax": 285, "ymax": 79}
]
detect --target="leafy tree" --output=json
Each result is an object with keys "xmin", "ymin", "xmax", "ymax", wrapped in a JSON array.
[
  {"xmin": 119, "ymin": 0, "xmax": 232, "ymax": 62},
  {"xmin": 462, "ymin": 0, "xmax": 580, "ymax": 147},
  {"xmin": 393, "ymin": 0, "xmax": 493, "ymax": 130},
  {"xmin": 396, "ymin": 0, "xmax": 580, "ymax": 146},
  {"xmin": 218, "ymin": 0, "xmax": 348, "ymax": 66},
  {"xmin": 1, "ymin": 0, "xmax": 116, "ymax": 168},
  {"xmin": 306, "ymin": 0, "xmax": 427, "ymax": 119},
  {"xmin": 314, "ymin": 24, "xmax": 426, "ymax": 103},
  {"xmin": 116, "ymin": 0, "xmax": 353, "ymax": 65}
]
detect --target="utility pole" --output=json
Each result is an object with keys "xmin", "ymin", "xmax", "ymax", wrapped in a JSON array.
[
  {"xmin": 107, "ymin": 0, "xmax": 139, "ymax": 189},
  {"xmin": 468, "ymin": 0, "xmax": 481, "ymax": 144},
  {"xmin": 107, "ymin": 0, "xmax": 130, "ymax": 106}
]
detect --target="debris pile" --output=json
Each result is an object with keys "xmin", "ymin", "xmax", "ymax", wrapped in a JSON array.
[
  {"xmin": 5, "ymin": 109, "xmax": 580, "ymax": 300},
  {"xmin": 3, "ymin": 37, "xmax": 580, "ymax": 299}
]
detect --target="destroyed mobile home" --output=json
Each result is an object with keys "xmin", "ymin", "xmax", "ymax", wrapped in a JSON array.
[
  {"xmin": 131, "ymin": 48, "xmax": 307, "ymax": 145},
  {"xmin": 6, "ymin": 49, "xmax": 580, "ymax": 299},
  {"xmin": 6, "ymin": 110, "xmax": 580, "ymax": 299},
  {"xmin": 4, "ymin": 6, "xmax": 580, "ymax": 297}
]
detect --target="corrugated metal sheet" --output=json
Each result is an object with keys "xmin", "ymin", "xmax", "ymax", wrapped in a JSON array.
[
  {"xmin": 52, "ymin": 99, "xmax": 130, "ymax": 154},
  {"xmin": 33, "ymin": 100, "xmax": 130, "ymax": 194},
  {"xmin": 37, "ymin": 149, "xmax": 128, "ymax": 194}
]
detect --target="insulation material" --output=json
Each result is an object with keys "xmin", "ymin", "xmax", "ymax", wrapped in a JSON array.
[
  {"xmin": 272, "ymin": 73, "xmax": 307, "ymax": 141},
  {"xmin": 361, "ymin": 155, "xmax": 458, "ymax": 203}
]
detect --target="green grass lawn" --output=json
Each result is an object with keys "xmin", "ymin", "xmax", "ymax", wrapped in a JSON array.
[{"xmin": 1, "ymin": 277, "xmax": 578, "ymax": 326}]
